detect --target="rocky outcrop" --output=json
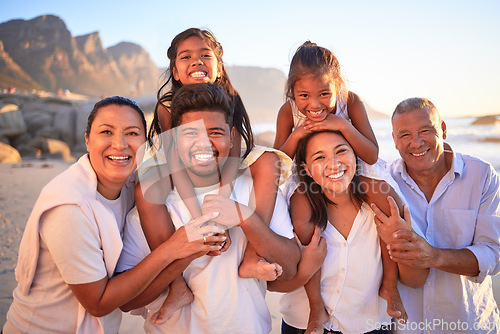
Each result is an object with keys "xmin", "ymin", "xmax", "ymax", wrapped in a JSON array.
[
  {"xmin": 31, "ymin": 137, "xmax": 76, "ymax": 162},
  {"xmin": 227, "ymin": 66, "xmax": 286, "ymax": 124},
  {"xmin": 0, "ymin": 15, "xmax": 160, "ymax": 97},
  {"xmin": 364, "ymin": 103, "xmax": 390, "ymax": 119},
  {"xmin": 481, "ymin": 137, "xmax": 500, "ymax": 143},
  {"xmin": 0, "ymin": 141, "xmax": 21, "ymax": 163},
  {"xmin": 472, "ymin": 115, "xmax": 499, "ymax": 126},
  {"xmin": 0, "ymin": 41, "xmax": 42, "ymax": 90},
  {"xmin": 74, "ymin": 32, "xmax": 129, "ymax": 96},
  {"xmin": 0, "ymin": 103, "xmax": 26, "ymax": 137},
  {"xmin": 0, "ymin": 15, "xmax": 88, "ymax": 93},
  {"xmin": 0, "ymin": 93, "xmax": 92, "ymax": 160},
  {"xmin": 108, "ymin": 42, "xmax": 161, "ymax": 97},
  {"xmin": 0, "ymin": 92, "xmax": 158, "ymax": 162}
]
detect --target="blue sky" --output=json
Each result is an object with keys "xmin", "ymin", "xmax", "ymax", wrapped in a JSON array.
[{"xmin": 1, "ymin": 0, "xmax": 499, "ymax": 117}]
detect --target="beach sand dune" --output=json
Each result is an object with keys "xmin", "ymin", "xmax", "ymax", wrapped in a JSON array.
[{"xmin": 0, "ymin": 160, "xmax": 498, "ymax": 333}]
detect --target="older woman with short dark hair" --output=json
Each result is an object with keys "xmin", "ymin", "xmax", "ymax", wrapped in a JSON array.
[{"xmin": 3, "ymin": 96, "xmax": 224, "ymax": 334}]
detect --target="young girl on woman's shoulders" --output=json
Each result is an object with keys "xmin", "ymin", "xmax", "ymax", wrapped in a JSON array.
[
  {"xmin": 274, "ymin": 41, "xmax": 377, "ymax": 165},
  {"xmin": 272, "ymin": 41, "xmax": 408, "ymax": 332},
  {"xmin": 137, "ymin": 28, "xmax": 291, "ymax": 324}
]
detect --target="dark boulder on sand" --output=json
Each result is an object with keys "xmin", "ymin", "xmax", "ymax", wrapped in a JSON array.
[
  {"xmin": 0, "ymin": 141, "xmax": 21, "ymax": 163},
  {"xmin": 480, "ymin": 137, "xmax": 500, "ymax": 143},
  {"xmin": 0, "ymin": 103, "xmax": 26, "ymax": 137},
  {"xmin": 471, "ymin": 115, "xmax": 499, "ymax": 126}
]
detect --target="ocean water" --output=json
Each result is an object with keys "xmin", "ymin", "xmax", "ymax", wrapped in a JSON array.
[{"xmin": 253, "ymin": 117, "xmax": 500, "ymax": 173}]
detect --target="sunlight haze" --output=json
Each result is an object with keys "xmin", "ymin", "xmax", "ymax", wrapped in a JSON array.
[{"xmin": 1, "ymin": 0, "xmax": 499, "ymax": 117}]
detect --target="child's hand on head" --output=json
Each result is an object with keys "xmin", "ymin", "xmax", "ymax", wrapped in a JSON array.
[
  {"xmin": 291, "ymin": 122, "xmax": 312, "ymax": 140},
  {"xmin": 304, "ymin": 113, "xmax": 347, "ymax": 133}
]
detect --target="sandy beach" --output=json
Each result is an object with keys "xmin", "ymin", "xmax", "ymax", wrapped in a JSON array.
[{"xmin": 0, "ymin": 159, "xmax": 498, "ymax": 333}]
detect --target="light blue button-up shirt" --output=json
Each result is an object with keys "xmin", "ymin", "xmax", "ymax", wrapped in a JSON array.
[{"xmin": 389, "ymin": 150, "xmax": 500, "ymax": 334}]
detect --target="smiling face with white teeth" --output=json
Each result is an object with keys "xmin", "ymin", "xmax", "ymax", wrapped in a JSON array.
[
  {"xmin": 293, "ymin": 74, "xmax": 337, "ymax": 122},
  {"xmin": 304, "ymin": 131, "xmax": 356, "ymax": 198},
  {"xmin": 175, "ymin": 110, "xmax": 233, "ymax": 187},
  {"xmin": 172, "ymin": 36, "xmax": 220, "ymax": 85},
  {"xmin": 392, "ymin": 107, "xmax": 448, "ymax": 178},
  {"xmin": 85, "ymin": 104, "xmax": 145, "ymax": 199}
]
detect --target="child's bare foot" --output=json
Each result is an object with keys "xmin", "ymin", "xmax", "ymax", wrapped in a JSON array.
[
  {"xmin": 305, "ymin": 321, "xmax": 325, "ymax": 334},
  {"xmin": 150, "ymin": 281, "xmax": 194, "ymax": 324},
  {"xmin": 306, "ymin": 319, "xmax": 327, "ymax": 334},
  {"xmin": 150, "ymin": 306, "xmax": 168, "ymax": 325},
  {"xmin": 306, "ymin": 307, "xmax": 329, "ymax": 334},
  {"xmin": 239, "ymin": 258, "xmax": 283, "ymax": 281},
  {"xmin": 379, "ymin": 284, "xmax": 407, "ymax": 323}
]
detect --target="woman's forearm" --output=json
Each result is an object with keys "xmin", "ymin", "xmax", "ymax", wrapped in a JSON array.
[{"xmin": 120, "ymin": 256, "xmax": 193, "ymax": 312}]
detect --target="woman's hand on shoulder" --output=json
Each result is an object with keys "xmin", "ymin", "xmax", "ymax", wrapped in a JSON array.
[
  {"xmin": 370, "ymin": 196, "xmax": 411, "ymax": 244},
  {"xmin": 296, "ymin": 225, "xmax": 327, "ymax": 275}
]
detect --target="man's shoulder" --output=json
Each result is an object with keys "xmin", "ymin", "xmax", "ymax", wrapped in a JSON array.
[
  {"xmin": 457, "ymin": 151, "xmax": 493, "ymax": 169},
  {"xmin": 455, "ymin": 152, "xmax": 497, "ymax": 179}
]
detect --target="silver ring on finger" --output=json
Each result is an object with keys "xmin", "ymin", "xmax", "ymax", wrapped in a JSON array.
[{"xmin": 203, "ymin": 236, "xmax": 207, "ymax": 243}]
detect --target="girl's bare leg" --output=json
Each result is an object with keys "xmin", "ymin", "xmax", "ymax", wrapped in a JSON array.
[
  {"xmin": 238, "ymin": 151, "xmax": 283, "ymax": 281},
  {"xmin": 379, "ymin": 240, "xmax": 407, "ymax": 322},
  {"xmin": 359, "ymin": 176, "xmax": 407, "ymax": 321},
  {"xmin": 305, "ymin": 269, "xmax": 329, "ymax": 334}
]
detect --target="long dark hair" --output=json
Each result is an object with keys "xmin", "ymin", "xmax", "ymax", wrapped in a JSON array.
[
  {"xmin": 295, "ymin": 130, "xmax": 367, "ymax": 230},
  {"xmin": 148, "ymin": 28, "xmax": 253, "ymax": 157}
]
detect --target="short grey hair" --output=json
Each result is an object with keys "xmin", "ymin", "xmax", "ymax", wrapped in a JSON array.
[{"xmin": 392, "ymin": 97, "xmax": 439, "ymax": 121}]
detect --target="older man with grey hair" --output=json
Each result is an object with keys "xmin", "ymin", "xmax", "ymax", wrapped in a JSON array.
[{"xmin": 374, "ymin": 97, "xmax": 499, "ymax": 333}]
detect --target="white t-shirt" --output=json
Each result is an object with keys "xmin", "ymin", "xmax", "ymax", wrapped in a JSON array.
[
  {"xmin": 280, "ymin": 203, "xmax": 390, "ymax": 334},
  {"xmin": 118, "ymin": 172, "xmax": 294, "ymax": 334},
  {"xmin": 4, "ymin": 193, "xmax": 130, "ymax": 334}
]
